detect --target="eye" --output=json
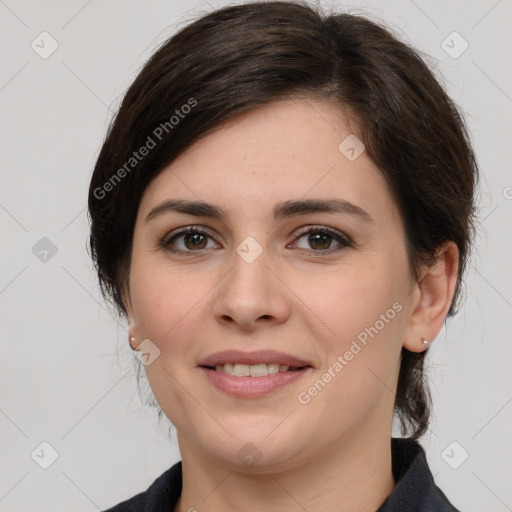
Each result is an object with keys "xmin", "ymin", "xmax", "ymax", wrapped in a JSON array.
[
  {"xmin": 159, "ymin": 225, "xmax": 353, "ymax": 256},
  {"xmin": 160, "ymin": 227, "xmax": 219, "ymax": 254},
  {"xmin": 290, "ymin": 226, "xmax": 352, "ymax": 253}
]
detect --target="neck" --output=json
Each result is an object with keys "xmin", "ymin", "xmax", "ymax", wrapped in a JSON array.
[{"xmin": 174, "ymin": 427, "xmax": 395, "ymax": 512}]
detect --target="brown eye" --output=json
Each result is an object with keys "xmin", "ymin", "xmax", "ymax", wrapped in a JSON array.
[
  {"xmin": 307, "ymin": 232, "xmax": 333, "ymax": 250},
  {"xmin": 182, "ymin": 232, "xmax": 208, "ymax": 250},
  {"xmin": 291, "ymin": 227, "xmax": 352, "ymax": 253},
  {"xmin": 161, "ymin": 227, "xmax": 219, "ymax": 253}
]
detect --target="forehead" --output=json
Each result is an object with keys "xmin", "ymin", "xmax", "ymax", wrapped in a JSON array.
[{"xmin": 138, "ymin": 98, "xmax": 398, "ymax": 225}]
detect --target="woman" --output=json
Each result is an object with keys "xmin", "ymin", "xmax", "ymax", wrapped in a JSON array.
[{"xmin": 89, "ymin": 1, "xmax": 478, "ymax": 510}]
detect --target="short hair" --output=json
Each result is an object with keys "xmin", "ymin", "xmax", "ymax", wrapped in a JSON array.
[{"xmin": 88, "ymin": 0, "xmax": 479, "ymax": 439}]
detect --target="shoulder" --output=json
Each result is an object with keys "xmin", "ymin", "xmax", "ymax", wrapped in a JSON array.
[
  {"xmin": 377, "ymin": 438, "xmax": 461, "ymax": 512},
  {"xmin": 102, "ymin": 461, "xmax": 182, "ymax": 512}
]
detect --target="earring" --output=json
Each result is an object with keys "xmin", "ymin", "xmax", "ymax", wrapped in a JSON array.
[
  {"xmin": 129, "ymin": 336, "xmax": 136, "ymax": 350},
  {"xmin": 422, "ymin": 339, "xmax": 429, "ymax": 346}
]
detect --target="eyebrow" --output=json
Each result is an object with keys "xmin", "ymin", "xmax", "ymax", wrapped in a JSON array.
[{"xmin": 145, "ymin": 198, "xmax": 373, "ymax": 224}]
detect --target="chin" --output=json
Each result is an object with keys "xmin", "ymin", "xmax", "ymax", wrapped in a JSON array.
[{"xmin": 201, "ymin": 424, "xmax": 311, "ymax": 473}]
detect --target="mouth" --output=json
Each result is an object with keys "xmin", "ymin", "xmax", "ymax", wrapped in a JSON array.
[
  {"xmin": 202, "ymin": 363, "xmax": 310, "ymax": 377},
  {"xmin": 198, "ymin": 349, "xmax": 313, "ymax": 370},
  {"xmin": 197, "ymin": 350, "xmax": 314, "ymax": 398}
]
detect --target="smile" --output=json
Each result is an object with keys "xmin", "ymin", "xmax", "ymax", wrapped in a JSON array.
[
  {"xmin": 210, "ymin": 363, "xmax": 305, "ymax": 377},
  {"xmin": 200, "ymin": 365, "xmax": 312, "ymax": 398}
]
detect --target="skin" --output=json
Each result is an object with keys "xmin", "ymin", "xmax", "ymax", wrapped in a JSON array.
[{"xmin": 124, "ymin": 97, "xmax": 459, "ymax": 512}]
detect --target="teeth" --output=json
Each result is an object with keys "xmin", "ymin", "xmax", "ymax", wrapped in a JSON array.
[
  {"xmin": 234, "ymin": 363, "xmax": 250, "ymax": 377},
  {"xmin": 213, "ymin": 363, "xmax": 297, "ymax": 377}
]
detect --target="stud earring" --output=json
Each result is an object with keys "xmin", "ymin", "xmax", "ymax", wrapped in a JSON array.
[
  {"xmin": 422, "ymin": 339, "xmax": 429, "ymax": 345},
  {"xmin": 129, "ymin": 336, "xmax": 136, "ymax": 350}
]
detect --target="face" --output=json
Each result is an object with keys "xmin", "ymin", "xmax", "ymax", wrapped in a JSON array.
[{"xmin": 125, "ymin": 97, "xmax": 418, "ymax": 472}]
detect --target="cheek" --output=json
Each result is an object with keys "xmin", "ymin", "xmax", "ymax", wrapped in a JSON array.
[
  {"xmin": 292, "ymin": 258, "xmax": 407, "ymax": 407},
  {"xmin": 128, "ymin": 261, "xmax": 209, "ymax": 421},
  {"xmin": 129, "ymin": 255, "xmax": 226, "ymax": 379},
  {"xmin": 293, "ymin": 259, "xmax": 404, "ymax": 345},
  {"xmin": 129, "ymin": 257, "xmax": 200, "ymax": 344}
]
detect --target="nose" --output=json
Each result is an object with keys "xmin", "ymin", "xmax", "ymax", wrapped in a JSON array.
[{"xmin": 213, "ymin": 247, "xmax": 290, "ymax": 332}]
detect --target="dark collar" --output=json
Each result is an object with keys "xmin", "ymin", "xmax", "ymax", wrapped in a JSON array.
[
  {"xmin": 102, "ymin": 438, "xmax": 459, "ymax": 511},
  {"xmin": 377, "ymin": 438, "xmax": 460, "ymax": 511}
]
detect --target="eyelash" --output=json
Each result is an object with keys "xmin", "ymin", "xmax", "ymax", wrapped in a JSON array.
[{"xmin": 159, "ymin": 225, "xmax": 353, "ymax": 256}]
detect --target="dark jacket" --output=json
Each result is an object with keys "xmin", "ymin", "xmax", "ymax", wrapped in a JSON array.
[{"xmin": 103, "ymin": 437, "xmax": 460, "ymax": 511}]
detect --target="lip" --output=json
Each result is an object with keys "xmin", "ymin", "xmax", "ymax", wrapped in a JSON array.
[
  {"xmin": 199, "ymin": 366, "xmax": 312, "ymax": 398},
  {"xmin": 197, "ymin": 349, "xmax": 313, "ymax": 368}
]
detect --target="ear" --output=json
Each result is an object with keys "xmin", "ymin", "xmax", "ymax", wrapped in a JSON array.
[
  {"xmin": 122, "ymin": 284, "xmax": 140, "ymax": 351},
  {"xmin": 402, "ymin": 241, "xmax": 459, "ymax": 352}
]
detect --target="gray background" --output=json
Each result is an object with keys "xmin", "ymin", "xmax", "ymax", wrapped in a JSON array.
[{"xmin": 1, "ymin": 0, "xmax": 511, "ymax": 510}]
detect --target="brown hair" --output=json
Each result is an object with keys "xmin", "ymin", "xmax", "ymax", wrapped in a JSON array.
[{"xmin": 88, "ymin": 0, "xmax": 478, "ymax": 439}]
